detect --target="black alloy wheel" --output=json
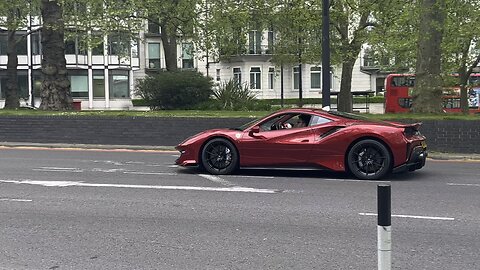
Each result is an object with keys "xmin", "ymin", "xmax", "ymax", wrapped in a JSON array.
[
  {"xmin": 347, "ymin": 139, "xmax": 392, "ymax": 180},
  {"xmin": 201, "ymin": 138, "xmax": 239, "ymax": 175}
]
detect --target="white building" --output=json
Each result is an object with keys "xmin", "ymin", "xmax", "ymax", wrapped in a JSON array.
[{"xmin": 0, "ymin": 19, "xmax": 386, "ymax": 110}]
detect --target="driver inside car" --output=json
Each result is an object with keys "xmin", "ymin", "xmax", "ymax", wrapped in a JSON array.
[{"xmin": 282, "ymin": 114, "xmax": 310, "ymax": 129}]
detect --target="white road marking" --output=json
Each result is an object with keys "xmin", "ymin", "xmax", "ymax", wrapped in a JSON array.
[
  {"xmin": 198, "ymin": 174, "xmax": 236, "ymax": 186},
  {"xmin": 447, "ymin": 183, "xmax": 480, "ymax": 187},
  {"xmin": 323, "ymin": 178, "xmax": 391, "ymax": 183},
  {"xmin": 93, "ymin": 160, "xmax": 123, "ymax": 166},
  {"xmin": 359, "ymin": 212, "xmax": 455, "ymax": 221},
  {"xmin": 225, "ymin": 175, "xmax": 275, "ymax": 179},
  {"xmin": 92, "ymin": 168, "xmax": 126, "ymax": 173},
  {"xmin": 33, "ymin": 167, "xmax": 83, "ymax": 173},
  {"xmin": 0, "ymin": 179, "xmax": 280, "ymax": 194},
  {"xmin": 0, "ymin": 198, "xmax": 32, "ymax": 202},
  {"xmin": 123, "ymin": 171, "xmax": 177, "ymax": 176},
  {"xmin": 125, "ymin": 161, "xmax": 145, "ymax": 164}
]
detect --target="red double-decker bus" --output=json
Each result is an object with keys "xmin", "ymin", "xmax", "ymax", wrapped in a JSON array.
[{"xmin": 384, "ymin": 74, "xmax": 480, "ymax": 113}]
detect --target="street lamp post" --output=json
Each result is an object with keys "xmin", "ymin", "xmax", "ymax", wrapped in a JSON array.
[
  {"xmin": 322, "ymin": 0, "xmax": 331, "ymax": 109},
  {"xmin": 29, "ymin": 6, "xmax": 35, "ymax": 108}
]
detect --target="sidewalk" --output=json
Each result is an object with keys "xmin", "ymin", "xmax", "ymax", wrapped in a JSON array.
[{"xmin": 1, "ymin": 142, "xmax": 479, "ymax": 161}]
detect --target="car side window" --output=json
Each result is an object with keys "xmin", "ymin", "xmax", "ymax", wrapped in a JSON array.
[
  {"xmin": 259, "ymin": 115, "xmax": 286, "ymax": 131},
  {"xmin": 310, "ymin": 115, "xmax": 332, "ymax": 126}
]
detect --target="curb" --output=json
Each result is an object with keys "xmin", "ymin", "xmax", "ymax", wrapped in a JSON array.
[{"xmin": 0, "ymin": 142, "xmax": 176, "ymax": 152}]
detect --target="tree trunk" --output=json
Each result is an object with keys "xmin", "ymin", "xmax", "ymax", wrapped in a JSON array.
[
  {"xmin": 412, "ymin": 0, "xmax": 445, "ymax": 113},
  {"xmin": 5, "ymin": 28, "xmax": 20, "ymax": 109},
  {"xmin": 40, "ymin": 0, "xmax": 72, "ymax": 110},
  {"xmin": 337, "ymin": 59, "xmax": 356, "ymax": 112},
  {"xmin": 458, "ymin": 70, "xmax": 469, "ymax": 114},
  {"xmin": 161, "ymin": 25, "xmax": 178, "ymax": 71}
]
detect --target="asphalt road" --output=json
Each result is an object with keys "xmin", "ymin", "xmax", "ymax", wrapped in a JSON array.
[{"xmin": 0, "ymin": 147, "xmax": 478, "ymax": 270}]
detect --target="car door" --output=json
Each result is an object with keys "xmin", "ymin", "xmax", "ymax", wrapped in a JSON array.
[
  {"xmin": 307, "ymin": 116, "xmax": 347, "ymax": 164},
  {"xmin": 239, "ymin": 114, "xmax": 315, "ymax": 167}
]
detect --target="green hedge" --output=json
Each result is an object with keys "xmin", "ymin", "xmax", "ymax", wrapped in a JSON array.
[{"xmin": 132, "ymin": 96, "xmax": 385, "ymax": 107}]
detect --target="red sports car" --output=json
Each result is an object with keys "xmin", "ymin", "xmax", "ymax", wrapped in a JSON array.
[{"xmin": 175, "ymin": 108, "xmax": 427, "ymax": 180}]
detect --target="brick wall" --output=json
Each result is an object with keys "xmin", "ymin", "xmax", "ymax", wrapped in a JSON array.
[{"xmin": 0, "ymin": 116, "xmax": 478, "ymax": 153}]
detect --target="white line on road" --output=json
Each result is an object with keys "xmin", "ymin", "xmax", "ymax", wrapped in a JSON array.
[
  {"xmin": 123, "ymin": 171, "xmax": 177, "ymax": 176},
  {"xmin": 359, "ymin": 212, "xmax": 455, "ymax": 221},
  {"xmin": 33, "ymin": 167, "xmax": 83, "ymax": 173},
  {"xmin": 0, "ymin": 179, "xmax": 280, "ymax": 194},
  {"xmin": 0, "ymin": 198, "xmax": 33, "ymax": 202},
  {"xmin": 198, "ymin": 174, "xmax": 236, "ymax": 186},
  {"xmin": 225, "ymin": 175, "xmax": 275, "ymax": 179},
  {"xmin": 447, "ymin": 183, "xmax": 480, "ymax": 187},
  {"xmin": 323, "ymin": 179, "xmax": 391, "ymax": 183}
]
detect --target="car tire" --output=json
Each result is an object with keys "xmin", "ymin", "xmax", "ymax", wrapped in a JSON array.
[
  {"xmin": 347, "ymin": 139, "xmax": 392, "ymax": 180},
  {"xmin": 201, "ymin": 138, "xmax": 239, "ymax": 175}
]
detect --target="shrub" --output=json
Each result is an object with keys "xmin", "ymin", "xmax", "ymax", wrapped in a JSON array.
[
  {"xmin": 135, "ymin": 71, "xmax": 213, "ymax": 110},
  {"xmin": 213, "ymin": 80, "xmax": 265, "ymax": 110}
]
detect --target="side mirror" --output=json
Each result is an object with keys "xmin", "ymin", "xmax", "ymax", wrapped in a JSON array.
[{"xmin": 249, "ymin": 126, "xmax": 260, "ymax": 136}]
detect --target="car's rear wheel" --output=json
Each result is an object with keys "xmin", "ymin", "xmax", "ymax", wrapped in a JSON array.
[
  {"xmin": 201, "ymin": 138, "xmax": 238, "ymax": 175},
  {"xmin": 347, "ymin": 139, "xmax": 391, "ymax": 180}
]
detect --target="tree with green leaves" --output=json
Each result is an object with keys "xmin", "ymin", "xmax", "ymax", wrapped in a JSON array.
[
  {"xmin": 40, "ymin": 0, "xmax": 72, "ymax": 110},
  {"xmin": 330, "ymin": 0, "xmax": 379, "ymax": 112},
  {"xmin": 38, "ymin": 0, "xmax": 143, "ymax": 110},
  {"xmin": 442, "ymin": 0, "xmax": 480, "ymax": 114},
  {"xmin": 0, "ymin": 0, "xmax": 31, "ymax": 109},
  {"xmin": 128, "ymin": 0, "xmax": 198, "ymax": 71},
  {"xmin": 270, "ymin": 0, "xmax": 322, "ymax": 106},
  {"xmin": 412, "ymin": 0, "xmax": 446, "ymax": 113}
]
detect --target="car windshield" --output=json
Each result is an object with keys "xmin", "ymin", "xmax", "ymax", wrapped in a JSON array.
[{"xmin": 230, "ymin": 118, "xmax": 261, "ymax": 131}]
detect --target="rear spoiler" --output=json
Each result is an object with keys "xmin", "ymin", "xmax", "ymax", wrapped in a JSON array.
[
  {"xmin": 387, "ymin": 122, "xmax": 422, "ymax": 130},
  {"xmin": 387, "ymin": 122, "xmax": 422, "ymax": 136}
]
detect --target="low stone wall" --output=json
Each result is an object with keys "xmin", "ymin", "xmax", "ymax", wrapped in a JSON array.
[{"xmin": 0, "ymin": 116, "xmax": 478, "ymax": 153}]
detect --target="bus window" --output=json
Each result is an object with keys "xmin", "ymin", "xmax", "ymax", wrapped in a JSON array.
[
  {"xmin": 398, "ymin": 98, "xmax": 413, "ymax": 108},
  {"xmin": 392, "ymin": 76, "xmax": 415, "ymax": 87},
  {"xmin": 443, "ymin": 98, "xmax": 460, "ymax": 109}
]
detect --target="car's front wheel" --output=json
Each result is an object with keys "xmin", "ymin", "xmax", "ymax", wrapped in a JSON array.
[
  {"xmin": 201, "ymin": 138, "xmax": 238, "ymax": 175},
  {"xmin": 347, "ymin": 139, "xmax": 392, "ymax": 180}
]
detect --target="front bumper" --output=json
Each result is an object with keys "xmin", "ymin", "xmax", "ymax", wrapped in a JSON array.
[
  {"xmin": 393, "ymin": 146, "xmax": 428, "ymax": 173},
  {"xmin": 175, "ymin": 145, "xmax": 198, "ymax": 167}
]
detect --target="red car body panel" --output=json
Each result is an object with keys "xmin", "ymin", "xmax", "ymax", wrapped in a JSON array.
[{"xmin": 175, "ymin": 108, "xmax": 427, "ymax": 174}]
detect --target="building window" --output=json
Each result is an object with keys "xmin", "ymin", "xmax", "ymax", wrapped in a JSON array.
[
  {"xmin": 293, "ymin": 66, "xmax": 300, "ymax": 90},
  {"xmin": 70, "ymin": 75, "xmax": 88, "ymax": 98},
  {"xmin": 65, "ymin": 31, "xmax": 87, "ymax": 55},
  {"xmin": 216, "ymin": 69, "xmax": 221, "ymax": 82},
  {"xmin": 233, "ymin": 67, "xmax": 241, "ymax": 84},
  {"xmin": 0, "ymin": 34, "xmax": 7, "ymax": 55},
  {"xmin": 0, "ymin": 74, "xmax": 29, "ymax": 99},
  {"xmin": 17, "ymin": 34, "xmax": 27, "ymax": 55},
  {"xmin": 108, "ymin": 33, "xmax": 130, "ymax": 56},
  {"xmin": 311, "ymin": 66, "xmax": 321, "ymax": 89},
  {"xmin": 248, "ymin": 30, "xmax": 262, "ymax": 54},
  {"xmin": 92, "ymin": 40, "xmax": 104, "ymax": 55},
  {"xmin": 148, "ymin": 21, "xmax": 161, "ymax": 34},
  {"xmin": 268, "ymin": 67, "xmax": 275, "ymax": 89},
  {"xmin": 131, "ymin": 40, "xmax": 139, "ymax": 58},
  {"xmin": 93, "ymin": 71, "xmax": 105, "ymax": 98},
  {"xmin": 250, "ymin": 67, "xmax": 261, "ymax": 89},
  {"xmin": 182, "ymin": 42, "xmax": 194, "ymax": 69},
  {"xmin": 148, "ymin": 43, "xmax": 161, "ymax": 69},
  {"xmin": 0, "ymin": 33, "xmax": 25, "ymax": 55},
  {"xmin": 267, "ymin": 29, "xmax": 274, "ymax": 54},
  {"xmin": 109, "ymin": 71, "xmax": 129, "ymax": 98},
  {"xmin": 31, "ymin": 31, "xmax": 42, "ymax": 55}
]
